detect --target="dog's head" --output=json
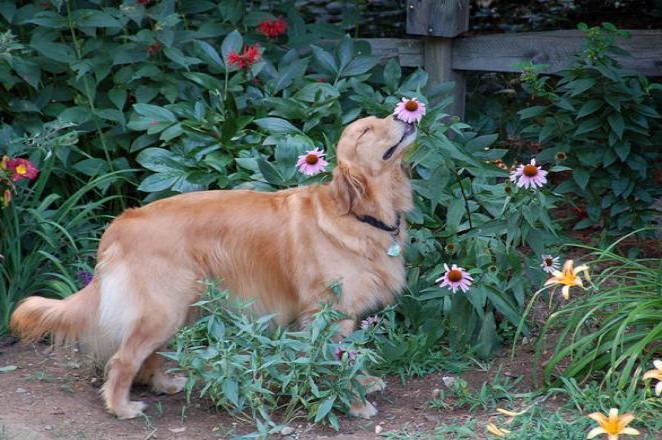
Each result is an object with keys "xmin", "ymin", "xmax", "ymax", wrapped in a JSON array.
[{"xmin": 332, "ymin": 115, "xmax": 416, "ymax": 213}]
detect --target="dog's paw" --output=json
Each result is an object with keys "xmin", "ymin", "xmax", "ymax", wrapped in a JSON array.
[
  {"xmin": 349, "ymin": 400, "xmax": 378, "ymax": 419},
  {"xmin": 114, "ymin": 400, "xmax": 147, "ymax": 420},
  {"xmin": 152, "ymin": 374, "xmax": 187, "ymax": 395},
  {"xmin": 357, "ymin": 375, "xmax": 386, "ymax": 394}
]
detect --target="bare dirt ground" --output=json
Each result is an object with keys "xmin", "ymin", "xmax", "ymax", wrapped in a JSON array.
[{"xmin": 0, "ymin": 336, "xmax": 537, "ymax": 440}]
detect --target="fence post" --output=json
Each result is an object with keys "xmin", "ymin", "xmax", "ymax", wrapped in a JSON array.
[{"xmin": 406, "ymin": 0, "xmax": 470, "ymax": 118}]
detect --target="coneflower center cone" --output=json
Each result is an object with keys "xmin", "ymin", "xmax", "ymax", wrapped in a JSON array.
[
  {"xmin": 305, "ymin": 154, "xmax": 319, "ymax": 165},
  {"xmin": 522, "ymin": 164, "xmax": 539, "ymax": 177},
  {"xmin": 404, "ymin": 100, "xmax": 419, "ymax": 111},
  {"xmin": 447, "ymin": 270, "xmax": 463, "ymax": 282}
]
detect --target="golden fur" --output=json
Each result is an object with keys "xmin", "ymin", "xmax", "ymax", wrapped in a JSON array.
[{"xmin": 10, "ymin": 115, "xmax": 416, "ymax": 419}]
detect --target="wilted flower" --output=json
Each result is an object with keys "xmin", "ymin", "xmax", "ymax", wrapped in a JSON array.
[
  {"xmin": 6, "ymin": 157, "xmax": 38, "ymax": 181},
  {"xmin": 555, "ymin": 151, "xmax": 568, "ymax": 161},
  {"xmin": 643, "ymin": 360, "xmax": 662, "ymax": 396},
  {"xmin": 228, "ymin": 44, "xmax": 262, "ymax": 69},
  {"xmin": 540, "ymin": 254, "xmax": 560, "ymax": 274},
  {"xmin": 509, "ymin": 158, "xmax": 547, "ymax": 189},
  {"xmin": 393, "ymin": 97, "xmax": 426, "ymax": 124},
  {"xmin": 334, "ymin": 346, "xmax": 357, "ymax": 365},
  {"xmin": 296, "ymin": 148, "xmax": 328, "ymax": 176},
  {"xmin": 486, "ymin": 423, "xmax": 511, "ymax": 437},
  {"xmin": 436, "ymin": 263, "xmax": 473, "ymax": 294},
  {"xmin": 257, "ymin": 17, "xmax": 288, "ymax": 38},
  {"xmin": 544, "ymin": 259, "xmax": 590, "ymax": 300},
  {"xmin": 147, "ymin": 43, "xmax": 161, "ymax": 56},
  {"xmin": 360, "ymin": 315, "xmax": 380, "ymax": 330},
  {"xmin": 587, "ymin": 408, "xmax": 639, "ymax": 439}
]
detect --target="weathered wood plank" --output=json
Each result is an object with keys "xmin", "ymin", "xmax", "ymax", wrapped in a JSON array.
[
  {"xmin": 365, "ymin": 30, "xmax": 662, "ymax": 76},
  {"xmin": 406, "ymin": 0, "xmax": 470, "ymax": 38},
  {"xmin": 365, "ymin": 38, "xmax": 424, "ymax": 67},
  {"xmin": 452, "ymin": 30, "xmax": 662, "ymax": 75},
  {"xmin": 424, "ymin": 37, "xmax": 466, "ymax": 117}
]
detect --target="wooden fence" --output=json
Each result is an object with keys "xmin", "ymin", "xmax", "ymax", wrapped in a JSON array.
[{"xmin": 363, "ymin": 0, "xmax": 662, "ymax": 117}]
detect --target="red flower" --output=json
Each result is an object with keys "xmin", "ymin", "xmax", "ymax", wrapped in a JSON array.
[
  {"xmin": 257, "ymin": 17, "xmax": 288, "ymax": 39},
  {"xmin": 6, "ymin": 158, "xmax": 39, "ymax": 182},
  {"xmin": 227, "ymin": 44, "xmax": 262, "ymax": 69},
  {"xmin": 147, "ymin": 43, "xmax": 161, "ymax": 56}
]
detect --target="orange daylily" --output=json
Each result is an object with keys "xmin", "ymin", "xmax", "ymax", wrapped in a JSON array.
[
  {"xmin": 544, "ymin": 259, "xmax": 590, "ymax": 299},
  {"xmin": 642, "ymin": 359, "xmax": 662, "ymax": 396},
  {"xmin": 587, "ymin": 408, "xmax": 639, "ymax": 440}
]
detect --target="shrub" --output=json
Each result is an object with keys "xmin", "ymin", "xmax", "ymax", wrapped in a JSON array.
[
  {"xmin": 164, "ymin": 283, "xmax": 377, "ymax": 433},
  {"xmin": 517, "ymin": 23, "xmax": 662, "ymax": 235}
]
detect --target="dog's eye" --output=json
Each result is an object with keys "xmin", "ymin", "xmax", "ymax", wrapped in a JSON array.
[{"xmin": 360, "ymin": 126, "xmax": 372, "ymax": 136}]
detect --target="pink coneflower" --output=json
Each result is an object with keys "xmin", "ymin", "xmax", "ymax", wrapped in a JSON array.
[
  {"xmin": 360, "ymin": 315, "xmax": 380, "ymax": 330},
  {"xmin": 509, "ymin": 158, "xmax": 547, "ymax": 189},
  {"xmin": 540, "ymin": 254, "xmax": 560, "ymax": 274},
  {"xmin": 257, "ymin": 17, "xmax": 288, "ymax": 38},
  {"xmin": 6, "ymin": 157, "xmax": 39, "ymax": 182},
  {"xmin": 296, "ymin": 148, "xmax": 328, "ymax": 176},
  {"xmin": 436, "ymin": 263, "xmax": 473, "ymax": 293},
  {"xmin": 393, "ymin": 97, "xmax": 426, "ymax": 124},
  {"xmin": 227, "ymin": 44, "xmax": 262, "ymax": 69}
]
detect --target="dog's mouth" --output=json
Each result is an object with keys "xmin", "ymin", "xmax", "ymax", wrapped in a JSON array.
[{"xmin": 382, "ymin": 121, "xmax": 417, "ymax": 160}]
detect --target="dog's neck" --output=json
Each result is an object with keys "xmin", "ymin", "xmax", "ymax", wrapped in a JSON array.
[{"xmin": 351, "ymin": 165, "xmax": 413, "ymax": 227}]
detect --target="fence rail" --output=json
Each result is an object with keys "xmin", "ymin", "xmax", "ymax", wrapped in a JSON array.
[{"xmin": 363, "ymin": 0, "xmax": 662, "ymax": 117}]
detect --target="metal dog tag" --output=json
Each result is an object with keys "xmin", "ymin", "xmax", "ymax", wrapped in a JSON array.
[{"xmin": 387, "ymin": 242, "xmax": 401, "ymax": 257}]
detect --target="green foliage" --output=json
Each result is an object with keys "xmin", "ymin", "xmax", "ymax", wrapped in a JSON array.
[
  {"xmin": 518, "ymin": 23, "xmax": 662, "ymax": 235},
  {"xmin": 164, "ymin": 283, "xmax": 377, "ymax": 434},
  {"xmin": 428, "ymin": 370, "xmax": 520, "ymax": 411},
  {"xmin": 0, "ymin": 122, "xmax": 127, "ymax": 334},
  {"xmin": 535, "ymin": 234, "xmax": 662, "ymax": 391}
]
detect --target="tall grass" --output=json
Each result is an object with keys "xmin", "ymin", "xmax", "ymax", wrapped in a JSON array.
[
  {"xmin": 0, "ymin": 164, "xmax": 128, "ymax": 334},
  {"xmin": 536, "ymin": 233, "xmax": 662, "ymax": 390}
]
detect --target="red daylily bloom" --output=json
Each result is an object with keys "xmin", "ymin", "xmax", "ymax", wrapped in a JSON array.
[
  {"xmin": 257, "ymin": 17, "xmax": 288, "ymax": 38},
  {"xmin": 6, "ymin": 157, "xmax": 39, "ymax": 182},
  {"xmin": 227, "ymin": 44, "xmax": 262, "ymax": 69}
]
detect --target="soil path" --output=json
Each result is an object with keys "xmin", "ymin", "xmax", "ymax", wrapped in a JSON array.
[{"xmin": 0, "ymin": 339, "xmax": 535, "ymax": 440}]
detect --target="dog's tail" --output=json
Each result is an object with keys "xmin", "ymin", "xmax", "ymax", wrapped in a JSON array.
[{"xmin": 10, "ymin": 281, "xmax": 100, "ymax": 347}]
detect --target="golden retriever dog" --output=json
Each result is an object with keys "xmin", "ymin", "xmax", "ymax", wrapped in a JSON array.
[{"xmin": 10, "ymin": 114, "xmax": 416, "ymax": 420}]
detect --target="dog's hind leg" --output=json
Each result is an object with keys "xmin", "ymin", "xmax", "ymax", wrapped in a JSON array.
[
  {"xmin": 101, "ymin": 322, "xmax": 174, "ymax": 419},
  {"xmin": 135, "ymin": 349, "xmax": 187, "ymax": 395}
]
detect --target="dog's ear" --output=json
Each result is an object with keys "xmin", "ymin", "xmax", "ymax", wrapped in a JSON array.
[{"xmin": 331, "ymin": 160, "xmax": 367, "ymax": 213}]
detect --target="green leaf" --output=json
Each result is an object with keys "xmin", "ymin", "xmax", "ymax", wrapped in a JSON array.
[
  {"xmin": 59, "ymin": 106, "xmax": 91, "ymax": 124},
  {"xmin": 383, "ymin": 58, "xmax": 401, "ymax": 91},
  {"xmin": 136, "ymin": 148, "xmax": 178, "ymax": 172},
  {"xmin": 255, "ymin": 117, "xmax": 301, "ymax": 134},
  {"xmin": 572, "ymin": 168, "xmax": 590, "ymax": 190},
  {"xmin": 314, "ymin": 396, "xmax": 336, "ymax": 423},
  {"xmin": 72, "ymin": 9, "xmax": 121, "ymax": 28},
  {"xmin": 223, "ymin": 379, "xmax": 239, "ymax": 407},
  {"xmin": 257, "ymin": 159, "xmax": 284, "ymax": 185},
  {"xmin": 133, "ymin": 103, "xmax": 177, "ymax": 123},
  {"xmin": 272, "ymin": 58, "xmax": 308, "ymax": 94},
  {"xmin": 517, "ymin": 106, "xmax": 548, "ymax": 120},
  {"xmin": 573, "ymin": 118, "xmax": 601, "ymax": 136},
  {"xmin": 30, "ymin": 41, "xmax": 76, "ymax": 63},
  {"xmin": 566, "ymin": 78, "xmax": 595, "ymax": 96},
  {"xmin": 576, "ymin": 100, "xmax": 603, "ymax": 118},
  {"xmin": 310, "ymin": 45, "xmax": 338, "ymax": 75},
  {"xmin": 341, "ymin": 55, "xmax": 379, "ymax": 77},
  {"xmin": 108, "ymin": 88, "xmax": 127, "ymax": 110},
  {"xmin": 221, "ymin": 30, "xmax": 243, "ymax": 66},
  {"xmin": 137, "ymin": 171, "xmax": 180, "ymax": 192},
  {"xmin": 607, "ymin": 112, "xmax": 624, "ymax": 139},
  {"xmin": 445, "ymin": 198, "xmax": 465, "ymax": 231},
  {"xmin": 73, "ymin": 158, "xmax": 109, "ymax": 177},
  {"xmin": 0, "ymin": 365, "xmax": 17, "ymax": 373},
  {"xmin": 22, "ymin": 11, "xmax": 66, "ymax": 28},
  {"xmin": 486, "ymin": 288, "xmax": 526, "ymax": 332},
  {"xmin": 164, "ymin": 47, "xmax": 201, "ymax": 68},
  {"xmin": 193, "ymin": 40, "xmax": 224, "ymax": 69}
]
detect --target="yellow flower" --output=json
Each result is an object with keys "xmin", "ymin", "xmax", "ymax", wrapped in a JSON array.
[
  {"xmin": 642, "ymin": 359, "xmax": 662, "ymax": 396},
  {"xmin": 486, "ymin": 423, "xmax": 511, "ymax": 437},
  {"xmin": 587, "ymin": 408, "xmax": 640, "ymax": 440},
  {"xmin": 544, "ymin": 259, "xmax": 590, "ymax": 299}
]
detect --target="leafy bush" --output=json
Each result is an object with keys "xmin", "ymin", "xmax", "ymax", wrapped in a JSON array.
[
  {"xmin": 536, "ymin": 234, "xmax": 662, "ymax": 391},
  {"xmin": 517, "ymin": 23, "xmax": 662, "ymax": 235},
  {"xmin": 164, "ymin": 284, "xmax": 377, "ymax": 433},
  {"xmin": 0, "ymin": 121, "xmax": 127, "ymax": 334},
  {"xmin": 0, "ymin": 0, "xmax": 567, "ymax": 356}
]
